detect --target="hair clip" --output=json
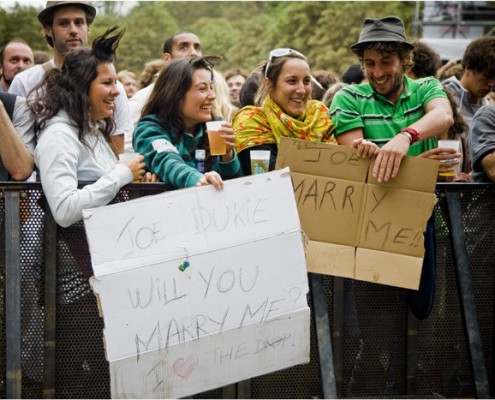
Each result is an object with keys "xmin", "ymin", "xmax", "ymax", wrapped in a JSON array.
[{"xmin": 178, "ymin": 247, "xmax": 190, "ymax": 272}]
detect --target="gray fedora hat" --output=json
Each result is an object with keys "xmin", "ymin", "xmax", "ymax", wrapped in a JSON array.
[
  {"xmin": 38, "ymin": 1, "xmax": 96, "ymax": 26},
  {"xmin": 351, "ymin": 16, "xmax": 413, "ymax": 50}
]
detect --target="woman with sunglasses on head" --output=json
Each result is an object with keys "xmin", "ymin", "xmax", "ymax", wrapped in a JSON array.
[
  {"xmin": 30, "ymin": 26, "xmax": 147, "ymax": 228},
  {"xmin": 233, "ymin": 48, "xmax": 336, "ymax": 175},
  {"xmin": 134, "ymin": 56, "xmax": 243, "ymax": 190}
]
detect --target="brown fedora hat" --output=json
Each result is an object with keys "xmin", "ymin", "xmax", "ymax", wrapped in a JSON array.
[
  {"xmin": 38, "ymin": 1, "xmax": 97, "ymax": 26},
  {"xmin": 351, "ymin": 16, "xmax": 413, "ymax": 50}
]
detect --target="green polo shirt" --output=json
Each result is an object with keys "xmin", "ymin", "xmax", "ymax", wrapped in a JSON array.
[{"xmin": 329, "ymin": 75, "xmax": 447, "ymax": 156}]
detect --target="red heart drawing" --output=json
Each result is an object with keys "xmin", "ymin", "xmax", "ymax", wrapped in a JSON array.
[{"xmin": 172, "ymin": 355, "xmax": 198, "ymax": 379}]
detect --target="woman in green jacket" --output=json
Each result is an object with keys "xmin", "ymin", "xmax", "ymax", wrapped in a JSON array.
[{"xmin": 134, "ymin": 56, "xmax": 243, "ymax": 190}]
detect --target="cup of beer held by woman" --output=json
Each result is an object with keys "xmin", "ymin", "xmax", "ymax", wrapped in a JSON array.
[
  {"xmin": 206, "ymin": 121, "xmax": 226, "ymax": 156},
  {"xmin": 437, "ymin": 139, "xmax": 461, "ymax": 177}
]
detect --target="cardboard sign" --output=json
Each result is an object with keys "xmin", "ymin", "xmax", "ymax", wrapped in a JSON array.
[
  {"xmin": 276, "ymin": 137, "xmax": 438, "ymax": 290},
  {"xmin": 82, "ymin": 168, "xmax": 310, "ymax": 398}
]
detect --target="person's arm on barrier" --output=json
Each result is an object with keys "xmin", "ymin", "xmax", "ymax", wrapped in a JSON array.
[
  {"xmin": 372, "ymin": 97, "xmax": 454, "ymax": 182},
  {"xmin": 480, "ymin": 152, "xmax": 495, "ymax": 182},
  {"xmin": 468, "ymin": 105, "xmax": 495, "ymax": 183},
  {"xmin": 0, "ymin": 99, "xmax": 34, "ymax": 180}
]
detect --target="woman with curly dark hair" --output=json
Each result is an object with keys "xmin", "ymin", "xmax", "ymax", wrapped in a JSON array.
[{"xmin": 30, "ymin": 26, "xmax": 146, "ymax": 227}]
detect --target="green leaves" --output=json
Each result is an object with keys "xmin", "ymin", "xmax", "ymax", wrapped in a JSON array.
[{"xmin": 1, "ymin": 1, "xmax": 417, "ymax": 79}]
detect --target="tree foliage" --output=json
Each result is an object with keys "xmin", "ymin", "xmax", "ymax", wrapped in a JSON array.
[
  {"xmin": 0, "ymin": 4, "xmax": 47, "ymax": 51},
  {"xmin": 0, "ymin": 1, "xmax": 418, "ymax": 77},
  {"xmin": 105, "ymin": 2, "xmax": 179, "ymax": 74}
]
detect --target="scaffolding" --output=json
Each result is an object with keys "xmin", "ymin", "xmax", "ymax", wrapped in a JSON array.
[{"xmin": 417, "ymin": 1, "xmax": 495, "ymax": 38}]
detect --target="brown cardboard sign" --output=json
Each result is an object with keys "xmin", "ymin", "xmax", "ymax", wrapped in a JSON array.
[
  {"xmin": 276, "ymin": 137, "xmax": 438, "ymax": 290},
  {"xmin": 358, "ymin": 186, "xmax": 435, "ymax": 257},
  {"xmin": 291, "ymin": 172, "xmax": 365, "ymax": 246}
]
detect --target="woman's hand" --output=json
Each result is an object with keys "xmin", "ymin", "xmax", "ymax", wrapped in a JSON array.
[
  {"xmin": 140, "ymin": 172, "xmax": 160, "ymax": 183},
  {"xmin": 419, "ymin": 147, "xmax": 461, "ymax": 176},
  {"xmin": 352, "ymin": 138, "xmax": 379, "ymax": 158},
  {"xmin": 196, "ymin": 171, "xmax": 224, "ymax": 190},
  {"xmin": 453, "ymin": 172, "xmax": 472, "ymax": 183},
  {"xmin": 120, "ymin": 154, "xmax": 146, "ymax": 182},
  {"xmin": 219, "ymin": 122, "xmax": 235, "ymax": 162}
]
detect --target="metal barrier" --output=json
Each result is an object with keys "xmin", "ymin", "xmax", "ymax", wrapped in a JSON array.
[{"xmin": 1, "ymin": 182, "xmax": 493, "ymax": 399}]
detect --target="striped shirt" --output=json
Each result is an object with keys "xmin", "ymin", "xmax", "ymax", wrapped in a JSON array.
[
  {"xmin": 329, "ymin": 75, "xmax": 447, "ymax": 156},
  {"xmin": 134, "ymin": 114, "xmax": 243, "ymax": 189}
]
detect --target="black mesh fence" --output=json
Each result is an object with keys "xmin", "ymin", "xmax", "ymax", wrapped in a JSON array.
[{"xmin": 1, "ymin": 183, "xmax": 493, "ymax": 398}]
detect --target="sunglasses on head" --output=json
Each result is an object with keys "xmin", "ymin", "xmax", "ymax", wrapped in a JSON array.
[{"xmin": 265, "ymin": 48, "xmax": 307, "ymax": 78}]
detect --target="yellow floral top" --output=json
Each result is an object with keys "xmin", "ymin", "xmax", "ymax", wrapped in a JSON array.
[{"xmin": 233, "ymin": 96, "xmax": 336, "ymax": 153}]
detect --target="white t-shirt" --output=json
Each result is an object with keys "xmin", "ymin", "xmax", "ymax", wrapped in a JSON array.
[
  {"xmin": 129, "ymin": 83, "xmax": 154, "ymax": 125},
  {"xmin": 9, "ymin": 59, "xmax": 132, "ymax": 138},
  {"xmin": 126, "ymin": 83, "xmax": 155, "ymax": 152},
  {"xmin": 12, "ymin": 96, "xmax": 36, "ymax": 155}
]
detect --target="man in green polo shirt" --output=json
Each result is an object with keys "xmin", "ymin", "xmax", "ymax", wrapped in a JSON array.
[
  {"xmin": 330, "ymin": 16, "xmax": 454, "ymax": 320},
  {"xmin": 330, "ymin": 16, "xmax": 453, "ymax": 184}
]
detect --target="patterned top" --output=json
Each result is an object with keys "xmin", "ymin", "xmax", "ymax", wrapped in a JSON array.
[{"xmin": 233, "ymin": 96, "xmax": 336, "ymax": 154}]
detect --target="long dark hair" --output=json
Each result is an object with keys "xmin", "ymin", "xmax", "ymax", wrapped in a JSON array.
[
  {"xmin": 141, "ymin": 56, "xmax": 221, "ymax": 169},
  {"xmin": 29, "ymin": 25, "xmax": 125, "ymax": 150},
  {"xmin": 142, "ymin": 56, "xmax": 220, "ymax": 136}
]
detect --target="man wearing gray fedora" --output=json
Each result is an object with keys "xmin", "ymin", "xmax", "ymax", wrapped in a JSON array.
[
  {"xmin": 9, "ymin": 1, "xmax": 131, "ymax": 154},
  {"xmin": 330, "ymin": 16, "xmax": 453, "ymax": 183},
  {"xmin": 330, "ymin": 16, "xmax": 454, "ymax": 321}
]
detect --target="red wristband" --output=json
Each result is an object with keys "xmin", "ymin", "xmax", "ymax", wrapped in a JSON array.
[{"xmin": 401, "ymin": 127, "xmax": 419, "ymax": 144}]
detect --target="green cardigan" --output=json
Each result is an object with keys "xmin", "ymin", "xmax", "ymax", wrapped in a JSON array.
[{"xmin": 134, "ymin": 114, "xmax": 243, "ymax": 189}]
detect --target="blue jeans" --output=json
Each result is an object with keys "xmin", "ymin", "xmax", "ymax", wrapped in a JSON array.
[{"xmin": 407, "ymin": 214, "xmax": 436, "ymax": 320}]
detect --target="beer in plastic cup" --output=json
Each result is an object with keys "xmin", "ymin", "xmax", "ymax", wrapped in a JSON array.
[
  {"xmin": 119, "ymin": 152, "xmax": 140, "ymax": 162},
  {"xmin": 250, "ymin": 150, "xmax": 270, "ymax": 175},
  {"xmin": 437, "ymin": 139, "xmax": 461, "ymax": 177},
  {"xmin": 206, "ymin": 121, "xmax": 226, "ymax": 156},
  {"xmin": 119, "ymin": 152, "xmax": 141, "ymax": 182}
]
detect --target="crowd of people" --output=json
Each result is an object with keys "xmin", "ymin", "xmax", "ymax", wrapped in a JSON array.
[
  {"xmin": 2, "ymin": 1, "xmax": 495, "ymax": 394},
  {"xmin": 3, "ymin": 2, "xmax": 493, "ymax": 193},
  {"xmin": 0, "ymin": 0, "xmax": 494, "ymax": 300}
]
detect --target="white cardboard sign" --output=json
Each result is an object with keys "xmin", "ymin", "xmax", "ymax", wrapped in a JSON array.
[{"xmin": 82, "ymin": 168, "xmax": 310, "ymax": 398}]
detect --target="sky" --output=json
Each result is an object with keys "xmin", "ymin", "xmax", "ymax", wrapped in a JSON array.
[
  {"xmin": 0, "ymin": 0, "xmax": 138, "ymax": 11},
  {"xmin": 0, "ymin": 0, "xmax": 44, "ymax": 7}
]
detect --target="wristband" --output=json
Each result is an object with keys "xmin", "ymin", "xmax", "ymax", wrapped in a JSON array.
[
  {"xmin": 400, "ymin": 127, "xmax": 419, "ymax": 144},
  {"xmin": 398, "ymin": 131, "xmax": 412, "ymax": 143}
]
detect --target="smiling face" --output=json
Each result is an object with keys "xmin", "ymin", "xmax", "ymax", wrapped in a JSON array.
[
  {"xmin": 362, "ymin": 49, "xmax": 406, "ymax": 104},
  {"xmin": 180, "ymin": 68, "xmax": 216, "ymax": 132},
  {"xmin": 268, "ymin": 57, "xmax": 311, "ymax": 118},
  {"xmin": 89, "ymin": 63, "xmax": 120, "ymax": 123},
  {"xmin": 44, "ymin": 5, "xmax": 89, "ymax": 56}
]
